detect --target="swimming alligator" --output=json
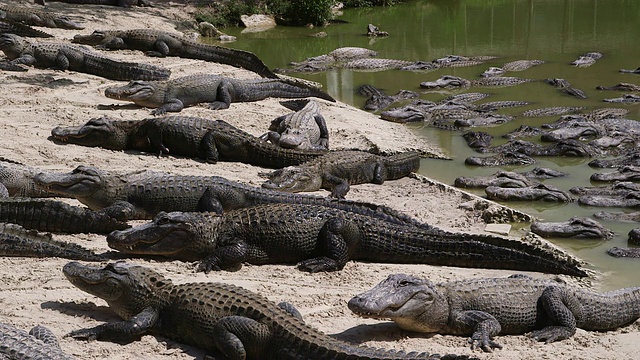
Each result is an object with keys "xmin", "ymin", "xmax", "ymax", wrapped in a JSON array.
[
  {"xmin": 0, "ymin": 34, "xmax": 170, "ymax": 81},
  {"xmin": 0, "ymin": 322, "xmax": 76, "ymax": 360},
  {"xmin": 485, "ymin": 183, "xmax": 574, "ymax": 202},
  {"xmin": 481, "ymin": 59, "xmax": 545, "ymax": 77},
  {"xmin": 103, "ymin": 74, "xmax": 335, "ymax": 115},
  {"xmin": 260, "ymin": 99, "xmax": 330, "ymax": 151},
  {"xmin": 348, "ymin": 273, "xmax": 640, "ymax": 352},
  {"xmin": 607, "ymin": 247, "xmax": 640, "ymax": 258},
  {"xmin": 594, "ymin": 210, "xmax": 640, "ymax": 222},
  {"xmin": 530, "ymin": 217, "xmax": 614, "ymax": 239},
  {"xmin": 603, "ymin": 94, "xmax": 640, "ymax": 103},
  {"xmin": 465, "ymin": 152, "xmax": 537, "ymax": 166},
  {"xmin": 36, "ymin": 0, "xmax": 150, "ymax": 6},
  {"xmin": 63, "ymin": 261, "xmax": 473, "ymax": 360},
  {"xmin": 544, "ymin": 78, "xmax": 587, "ymax": 99},
  {"xmin": 0, "ymin": 222, "xmax": 104, "ymax": 261},
  {"xmin": 72, "ymin": 29, "xmax": 277, "ymax": 78},
  {"xmin": 0, "ymin": 18, "xmax": 53, "ymax": 38},
  {"xmin": 420, "ymin": 75, "xmax": 534, "ymax": 89},
  {"xmin": 596, "ymin": 83, "xmax": 640, "ymax": 92},
  {"xmin": 0, "ymin": 157, "xmax": 63, "ymax": 198},
  {"xmin": 106, "ymin": 203, "xmax": 586, "ymax": 276},
  {"xmin": 591, "ymin": 165, "xmax": 640, "ymax": 182},
  {"xmin": 50, "ymin": 116, "xmax": 327, "ymax": 168},
  {"xmin": 0, "ymin": 5, "xmax": 84, "ymax": 29},
  {"xmin": 570, "ymin": 52, "xmax": 602, "ymax": 67},
  {"xmin": 462, "ymin": 131, "xmax": 493, "ymax": 149},
  {"xmin": 454, "ymin": 171, "xmax": 534, "ymax": 189},
  {"xmin": 261, "ymin": 150, "xmax": 420, "ymax": 198},
  {"xmin": 521, "ymin": 106, "xmax": 586, "ymax": 118},
  {"xmin": 357, "ymin": 84, "xmax": 419, "ymax": 112}
]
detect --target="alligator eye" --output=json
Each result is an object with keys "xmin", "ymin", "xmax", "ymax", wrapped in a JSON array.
[{"xmin": 398, "ymin": 280, "xmax": 411, "ymax": 287}]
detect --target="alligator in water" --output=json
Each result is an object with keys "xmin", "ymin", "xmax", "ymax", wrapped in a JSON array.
[
  {"xmin": 0, "ymin": 222, "xmax": 104, "ymax": 261},
  {"xmin": 501, "ymin": 125, "xmax": 545, "ymax": 139},
  {"xmin": 607, "ymin": 247, "xmax": 640, "ymax": 258},
  {"xmin": 454, "ymin": 171, "xmax": 534, "ymax": 189},
  {"xmin": 454, "ymin": 113, "xmax": 514, "ymax": 127},
  {"xmin": 0, "ymin": 18, "xmax": 53, "ymax": 38},
  {"xmin": 462, "ymin": 131, "xmax": 493, "ymax": 149},
  {"xmin": 596, "ymin": 83, "xmax": 640, "ymax": 92},
  {"xmin": 261, "ymin": 150, "xmax": 420, "ymax": 198},
  {"xmin": 481, "ymin": 59, "xmax": 545, "ymax": 77},
  {"xmin": 0, "ymin": 34, "xmax": 170, "ymax": 81},
  {"xmin": 578, "ymin": 192, "xmax": 640, "ymax": 208},
  {"xmin": 106, "ymin": 203, "xmax": 586, "ymax": 276},
  {"xmin": 278, "ymin": 46, "xmax": 378, "ymax": 73},
  {"xmin": 0, "ymin": 322, "xmax": 76, "ymax": 360},
  {"xmin": 570, "ymin": 52, "xmax": 602, "ymax": 67},
  {"xmin": 420, "ymin": 75, "xmax": 534, "ymax": 89},
  {"xmin": 0, "ymin": 157, "xmax": 63, "ymax": 198},
  {"xmin": 594, "ymin": 210, "xmax": 640, "ymax": 222},
  {"xmin": 348, "ymin": 273, "xmax": 640, "ymax": 352},
  {"xmin": 544, "ymin": 78, "xmax": 587, "ymax": 99},
  {"xmin": 357, "ymin": 84, "xmax": 419, "ymax": 111},
  {"xmin": 619, "ymin": 67, "xmax": 640, "ymax": 74},
  {"xmin": 530, "ymin": 217, "xmax": 614, "ymax": 239},
  {"xmin": 589, "ymin": 151, "xmax": 640, "ymax": 168},
  {"xmin": 485, "ymin": 183, "xmax": 574, "ymax": 202},
  {"xmin": 72, "ymin": 29, "xmax": 277, "ymax": 78},
  {"xmin": 591, "ymin": 166, "xmax": 640, "ymax": 182},
  {"xmin": 63, "ymin": 261, "xmax": 473, "ymax": 360},
  {"xmin": 103, "ymin": 74, "xmax": 335, "ymax": 115},
  {"xmin": 481, "ymin": 139, "xmax": 601, "ymax": 158},
  {"xmin": 379, "ymin": 100, "xmax": 436, "ymax": 123},
  {"xmin": 465, "ymin": 152, "xmax": 537, "ymax": 166},
  {"xmin": 0, "ymin": 5, "xmax": 84, "ymax": 29},
  {"xmin": 570, "ymin": 182, "xmax": 640, "ymax": 196},
  {"xmin": 260, "ymin": 99, "xmax": 329, "ymax": 151},
  {"xmin": 603, "ymin": 94, "xmax": 640, "ymax": 103},
  {"xmin": 521, "ymin": 106, "xmax": 586, "ymax": 118},
  {"xmin": 36, "ymin": 0, "xmax": 150, "ymax": 6},
  {"xmin": 50, "ymin": 116, "xmax": 327, "ymax": 168}
]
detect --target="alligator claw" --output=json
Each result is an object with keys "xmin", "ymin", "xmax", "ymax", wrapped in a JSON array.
[
  {"xmin": 529, "ymin": 328, "xmax": 564, "ymax": 343},
  {"xmin": 196, "ymin": 259, "xmax": 221, "ymax": 273},
  {"xmin": 468, "ymin": 332, "xmax": 502, "ymax": 352},
  {"xmin": 150, "ymin": 108, "xmax": 166, "ymax": 116},
  {"xmin": 65, "ymin": 328, "xmax": 99, "ymax": 341},
  {"xmin": 296, "ymin": 257, "xmax": 340, "ymax": 273}
]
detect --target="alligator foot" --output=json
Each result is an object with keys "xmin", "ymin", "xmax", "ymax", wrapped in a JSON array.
[
  {"xmin": 296, "ymin": 256, "xmax": 342, "ymax": 272},
  {"xmin": 468, "ymin": 332, "xmax": 502, "ymax": 352},
  {"xmin": 529, "ymin": 326, "xmax": 573, "ymax": 343}
]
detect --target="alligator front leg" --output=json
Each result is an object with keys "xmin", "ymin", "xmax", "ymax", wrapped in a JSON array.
[
  {"xmin": 324, "ymin": 174, "xmax": 350, "ymax": 199},
  {"xmin": 98, "ymin": 200, "xmax": 138, "ymax": 221},
  {"xmin": 210, "ymin": 315, "xmax": 272, "ymax": 360},
  {"xmin": 451, "ymin": 310, "xmax": 503, "ymax": 352},
  {"xmin": 10, "ymin": 54, "xmax": 37, "ymax": 66},
  {"xmin": 151, "ymin": 99, "xmax": 185, "ymax": 115},
  {"xmin": 66, "ymin": 307, "xmax": 159, "ymax": 342},
  {"xmin": 197, "ymin": 241, "xmax": 248, "ymax": 273},
  {"xmin": 315, "ymin": 114, "xmax": 330, "ymax": 149},
  {"xmin": 529, "ymin": 286, "xmax": 579, "ymax": 343},
  {"xmin": 297, "ymin": 217, "xmax": 360, "ymax": 272}
]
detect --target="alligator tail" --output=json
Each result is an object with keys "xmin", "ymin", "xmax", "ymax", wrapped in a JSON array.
[
  {"xmin": 0, "ymin": 19, "xmax": 53, "ymax": 38},
  {"xmin": 187, "ymin": 43, "xmax": 278, "ymax": 79},
  {"xmin": 83, "ymin": 53, "xmax": 171, "ymax": 81},
  {"xmin": 234, "ymin": 78, "xmax": 336, "ymax": 103}
]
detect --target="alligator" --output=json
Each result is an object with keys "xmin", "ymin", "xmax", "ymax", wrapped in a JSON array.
[
  {"xmin": 0, "ymin": 18, "xmax": 52, "ymax": 38},
  {"xmin": 431, "ymin": 54, "xmax": 492, "ymax": 68},
  {"xmin": 103, "ymin": 74, "xmax": 335, "ymax": 115},
  {"xmin": 485, "ymin": 183, "xmax": 574, "ymax": 202},
  {"xmin": 578, "ymin": 192, "xmax": 640, "ymax": 208},
  {"xmin": 589, "ymin": 151, "xmax": 640, "ymax": 168},
  {"xmin": 379, "ymin": 100, "xmax": 436, "ymax": 123},
  {"xmin": 33, "ymin": 165, "xmax": 430, "ymax": 228},
  {"xmin": 50, "ymin": 116, "xmax": 327, "ymax": 168},
  {"xmin": 607, "ymin": 247, "xmax": 640, "ymax": 258},
  {"xmin": 464, "ymin": 152, "xmax": 537, "ymax": 166},
  {"xmin": 72, "ymin": 29, "xmax": 277, "ymax": 78},
  {"xmin": 631, "ymin": 228, "xmax": 640, "ymax": 244},
  {"xmin": 259, "ymin": 99, "xmax": 329, "ymax": 151},
  {"xmin": 520, "ymin": 167, "xmax": 567, "ymax": 179},
  {"xmin": 603, "ymin": 94, "xmax": 640, "ymax": 103},
  {"xmin": 357, "ymin": 84, "xmax": 419, "ymax": 111},
  {"xmin": 585, "ymin": 107, "xmax": 630, "ymax": 120},
  {"xmin": 570, "ymin": 52, "xmax": 602, "ymax": 67},
  {"xmin": 570, "ymin": 182, "xmax": 640, "ymax": 196},
  {"xmin": 0, "ymin": 183, "xmax": 7, "ymax": 198},
  {"xmin": 591, "ymin": 165, "xmax": 640, "ymax": 182},
  {"xmin": 541, "ymin": 120, "xmax": 606, "ymax": 142},
  {"xmin": 486, "ymin": 139, "xmax": 601, "ymax": 158},
  {"xmin": 591, "ymin": 132, "xmax": 639, "ymax": 151},
  {"xmin": 462, "ymin": 131, "xmax": 493, "ymax": 149},
  {"xmin": 0, "ymin": 157, "xmax": 62, "ymax": 198},
  {"xmin": 530, "ymin": 217, "xmax": 613, "ymax": 239},
  {"xmin": 480, "ymin": 66, "xmax": 504, "ymax": 77},
  {"xmin": 454, "ymin": 171, "xmax": 534, "ymax": 189},
  {"xmin": 444, "ymin": 92, "xmax": 492, "ymax": 103},
  {"xmin": 521, "ymin": 106, "xmax": 586, "ymax": 118},
  {"xmin": 0, "ymin": 5, "xmax": 84, "ymax": 29},
  {"xmin": 0, "ymin": 222, "xmax": 104, "ymax": 261},
  {"xmin": 367, "ymin": 23, "xmax": 389, "ymax": 37},
  {"xmin": 0, "ymin": 34, "xmax": 170, "ymax": 81},
  {"xmin": 343, "ymin": 58, "xmax": 418, "ymax": 71},
  {"xmin": 291, "ymin": 47, "xmax": 378, "ymax": 66},
  {"xmin": 594, "ymin": 210, "xmax": 640, "ymax": 222},
  {"xmin": 596, "ymin": 83, "xmax": 640, "ymax": 92},
  {"xmin": 544, "ymin": 78, "xmax": 587, "ymax": 99},
  {"xmin": 420, "ymin": 75, "xmax": 533, "ymax": 90},
  {"xmin": 480, "ymin": 60, "xmax": 545, "ymax": 77},
  {"xmin": 619, "ymin": 67, "xmax": 640, "ymax": 74},
  {"xmin": 475, "ymin": 100, "xmax": 530, "ymax": 111},
  {"xmin": 63, "ymin": 261, "xmax": 473, "ymax": 360},
  {"xmin": 501, "ymin": 125, "xmax": 544, "ymax": 139},
  {"xmin": 261, "ymin": 150, "xmax": 420, "ymax": 198},
  {"xmin": 105, "ymin": 204, "xmax": 586, "ymax": 276},
  {"xmin": 0, "ymin": 322, "xmax": 76, "ymax": 360},
  {"xmin": 453, "ymin": 113, "xmax": 513, "ymax": 127},
  {"xmin": 348, "ymin": 273, "xmax": 640, "ymax": 352},
  {"xmin": 36, "ymin": 0, "xmax": 150, "ymax": 6},
  {"xmin": 0, "ymin": 197, "xmax": 128, "ymax": 234}
]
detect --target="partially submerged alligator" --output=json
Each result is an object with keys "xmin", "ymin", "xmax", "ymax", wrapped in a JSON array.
[
  {"xmin": 603, "ymin": 94, "xmax": 640, "ymax": 103},
  {"xmin": 596, "ymin": 82, "xmax": 640, "ymax": 92},
  {"xmin": 544, "ymin": 78, "xmax": 587, "ymax": 99},
  {"xmin": 454, "ymin": 171, "xmax": 534, "ymax": 189},
  {"xmin": 570, "ymin": 52, "xmax": 602, "ymax": 67},
  {"xmin": 521, "ymin": 106, "xmax": 586, "ymax": 118},
  {"xmin": 0, "ymin": 5, "xmax": 84, "ymax": 29},
  {"xmin": 530, "ymin": 217, "xmax": 614, "ymax": 239},
  {"xmin": 578, "ymin": 192, "xmax": 640, "ymax": 208},
  {"xmin": 0, "ymin": 222, "xmax": 104, "ymax": 261},
  {"xmin": 106, "ymin": 203, "xmax": 586, "ymax": 276},
  {"xmin": 481, "ymin": 59, "xmax": 545, "ymax": 77},
  {"xmin": 570, "ymin": 182, "xmax": 640, "ymax": 196},
  {"xmin": 261, "ymin": 150, "xmax": 420, "ymax": 198},
  {"xmin": 348, "ymin": 273, "xmax": 640, "ymax": 352},
  {"xmin": 63, "ymin": 261, "xmax": 471, "ymax": 360},
  {"xmin": 485, "ymin": 183, "xmax": 574, "ymax": 202},
  {"xmin": 589, "ymin": 151, "xmax": 640, "ymax": 168},
  {"xmin": 591, "ymin": 166, "xmax": 640, "ymax": 182},
  {"xmin": 0, "ymin": 322, "xmax": 76, "ymax": 360},
  {"xmin": 420, "ymin": 75, "xmax": 534, "ymax": 89},
  {"xmin": 357, "ymin": 84, "xmax": 419, "ymax": 112},
  {"xmin": 607, "ymin": 247, "xmax": 640, "ymax": 258},
  {"xmin": 103, "ymin": 74, "xmax": 335, "ymax": 115},
  {"xmin": 0, "ymin": 34, "xmax": 170, "ymax": 81},
  {"xmin": 0, "ymin": 18, "xmax": 53, "ymax": 38},
  {"xmin": 72, "ymin": 29, "xmax": 277, "ymax": 78},
  {"xmin": 50, "ymin": 116, "xmax": 327, "ymax": 168},
  {"xmin": 465, "ymin": 152, "xmax": 536, "ymax": 166},
  {"xmin": 260, "ymin": 99, "xmax": 329, "ymax": 151}
]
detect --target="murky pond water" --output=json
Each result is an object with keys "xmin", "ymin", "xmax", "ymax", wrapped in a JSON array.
[{"xmin": 220, "ymin": 0, "xmax": 640, "ymax": 288}]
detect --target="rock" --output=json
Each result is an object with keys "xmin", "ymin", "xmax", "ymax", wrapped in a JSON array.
[
  {"xmin": 198, "ymin": 22, "xmax": 236, "ymax": 42},
  {"xmin": 240, "ymin": 14, "xmax": 277, "ymax": 31},
  {"xmin": 485, "ymin": 223, "xmax": 512, "ymax": 235}
]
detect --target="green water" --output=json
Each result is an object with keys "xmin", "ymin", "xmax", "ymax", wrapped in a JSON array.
[{"xmin": 219, "ymin": 0, "xmax": 640, "ymax": 288}]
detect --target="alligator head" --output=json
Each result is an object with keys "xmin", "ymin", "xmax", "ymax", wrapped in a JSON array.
[
  {"xmin": 541, "ymin": 121, "xmax": 603, "ymax": 142},
  {"xmin": 34, "ymin": 165, "xmax": 105, "ymax": 198},
  {"xmin": 588, "ymin": 151, "xmax": 640, "ymax": 168},
  {"xmin": 481, "ymin": 66, "xmax": 505, "ymax": 77},
  {"xmin": 50, "ymin": 116, "xmax": 135, "ymax": 149},
  {"xmin": 591, "ymin": 165, "xmax": 640, "ymax": 182},
  {"xmin": 603, "ymin": 94, "xmax": 640, "ymax": 103},
  {"xmin": 72, "ymin": 30, "xmax": 112, "ymax": 45},
  {"xmin": 63, "ymin": 261, "xmax": 169, "ymax": 319},
  {"xmin": 104, "ymin": 80, "xmax": 157, "ymax": 103},
  {"xmin": 348, "ymin": 274, "xmax": 449, "ymax": 333},
  {"xmin": 52, "ymin": 16, "xmax": 84, "ymax": 30},
  {"xmin": 0, "ymin": 34, "xmax": 27, "ymax": 60},
  {"xmin": 596, "ymin": 83, "xmax": 640, "ymax": 92},
  {"xmin": 379, "ymin": 100, "xmax": 435, "ymax": 123},
  {"xmin": 530, "ymin": 216, "xmax": 614, "ymax": 239},
  {"xmin": 261, "ymin": 166, "xmax": 322, "ymax": 193},
  {"xmin": 278, "ymin": 128, "xmax": 307, "ymax": 148},
  {"xmin": 419, "ymin": 75, "xmax": 470, "ymax": 89},
  {"xmin": 570, "ymin": 56, "xmax": 596, "ymax": 67}
]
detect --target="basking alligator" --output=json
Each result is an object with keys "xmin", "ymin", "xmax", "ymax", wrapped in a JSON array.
[
  {"xmin": 0, "ymin": 197, "xmax": 128, "ymax": 234},
  {"xmin": 0, "ymin": 18, "xmax": 53, "ymax": 38},
  {"xmin": 36, "ymin": 0, "xmax": 150, "ymax": 6},
  {"xmin": 0, "ymin": 322, "xmax": 76, "ymax": 360},
  {"xmin": 530, "ymin": 217, "xmax": 614, "ymax": 239},
  {"xmin": 485, "ymin": 183, "xmax": 574, "ymax": 202},
  {"xmin": 348, "ymin": 273, "xmax": 640, "ymax": 352},
  {"xmin": 357, "ymin": 84, "xmax": 419, "ymax": 112},
  {"xmin": 0, "ymin": 34, "xmax": 170, "ymax": 81},
  {"xmin": 106, "ymin": 204, "xmax": 586, "ymax": 276},
  {"xmin": 0, "ymin": 157, "xmax": 62, "ymax": 197},
  {"xmin": 103, "ymin": 74, "xmax": 335, "ymax": 115},
  {"xmin": 50, "ymin": 116, "xmax": 327, "ymax": 168},
  {"xmin": 0, "ymin": 5, "xmax": 84, "ymax": 29},
  {"xmin": 72, "ymin": 29, "xmax": 277, "ymax": 78},
  {"xmin": 260, "ymin": 99, "xmax": 330, "ymax": 151},
  {"xmin": 261, "ymin": 150, "xmax": 420, "ymax": 198},
  {"xmin": 63, "ymin": 261, "xmax": 472, "ymax": 360},
  {"xmin": 0, "ymin": 222, "xmax": 104, "ymax": 261}
]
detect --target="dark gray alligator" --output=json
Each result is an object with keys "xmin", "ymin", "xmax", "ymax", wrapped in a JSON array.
[
  {"xmin": 0, "ymin": 5, "xmax": 83, "ymax": 29},
  {"xmin": 462, "ymin": 131, "xmax": 493, "ymax": 149},
  {"xmin": 103, "ymin": 74, "xmax": 335, "ymax": 115},
  {"xmin": 0, "ymin": 222, "xmax": 104, "ymax": 261},
  {"xmin": 454, "ymin": 114, "xmax": 514, "ymax": 127},
  {"xmin": 72, "ymin": 29, "xmax": 277, "ymax": 78},
  {"xmin": 603, "ymin": 94, "xmax": 640, "ymax": 103},
  {"xmin": 589, "ymin": 151, "xmax": 640, "ymax": 168},
  {"xmin": 379, "ymin": 100, "xmax": 436, "ymax": 123},
  {"xmin": 596, "ymin": 83, "xmax": 640, "ymax": 92},
  {"xmin": 570, "ymin": 52, "xmax": 602, "ymax": 67},
  {"xmin": 544, "ymin": 78, "xmax": 587, "ymax": 99},
  {"xmin": 501, "ymin": 125, "xmax": 544, "ymax": 139},
  {"xmin": 63, "ymin": 261, "xmax": 472, "ymax": 360},
  {"xmin": 357, "ymin": 84, "xmax": 419, "ymax": 112},
  {"xmin": 594, "ymin": 210, "xmax": 640, "ymax": 222},
  {"xmin": 0, "ymin": 34, "xmax": 170, "ymax": 81},
  {"xmin": 619, "ymin": 67, "xmax": 640, "ymax": 74},
  {"xmin": 0, "ymin": 322, "xmax": 76, "ymax": 360},
  {"xmin": 105, "ymin": 204, "xmax": 586, "ymax": 276},
  {"xmin": 485, "ymin": 183, "xmax": 574, "ymax": 202},
  {"xmin": 487, "ymin": 139, "xmax": 602, "ymax": 158},
  {"xmin": 50, "ymin": 116, "xmax": 327, "ymax": 168},
  {"xmin": 36, "ymin": 0, "xmax": 150, "ymax": 7},
  {"xmin": 454, "ymin": 171, "xmax": 534, "ymax": 189},
  {"xmin": 607, "ymin": 247, "xmax": 640, "ymax": 258},
  {"xmin": 520, "ymin": 167, "xmax": 567, "ymax": 179},
  {"xmin": 261, "ymin": 150, "xmax": 420, "ymax": 198},
  {"xmin": 260, "ymin": 99, "xmax": 329, "ymax": 151},
  {"xmin": 591, "ymin": 166, "xmax": 640, "ymax": 182},
  {"xmin": 570, "ymin": 182, "xmax": 640, "ymax": 196},
  {"xmin": 420, "ymin": 75, "xmax": 533, "ymax": 89},
  {"xmin": 348, "ymin": 273, "xmax": 640, "ymax": 352},
  {"xmin": 630, "ymin": 228, "xmax": 640, "ymax": 244},
  {"xmin": 578, "ymin": 192, "xmax": 640, "ymax": 208},
  {"xmin": 0, "ymin": 157, "xmax": 62, "ymax": 198},
  {"xmin": 0, "ymin": 197, "xmax": 128, "ymax": 234},
  {"xmin": 0, "ymin": 18, "xmax": 53, "ymax": 38},
  {"xmin": 465, "ymin": 152, "xmax": 537, "ymax": 166},
  {"xmin": 530, "ymin": 217, "xmax": 614, "ymax": 239}
]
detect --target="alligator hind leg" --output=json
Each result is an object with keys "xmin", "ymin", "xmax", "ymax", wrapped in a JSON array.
[
  {"xmin": 297, "ymin": 217, "xmax": 361, "ymax": 272},
  {"xmin": 211, "ymin": 315, "xmax": 271, "ymax": 360},
  {"xmin": 200, "ymin": 130, "xmax": 220, "ymax": 163},
  {"xmin": 529, "ymin": 286, "xmax": 579, "ymax": 343}
]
